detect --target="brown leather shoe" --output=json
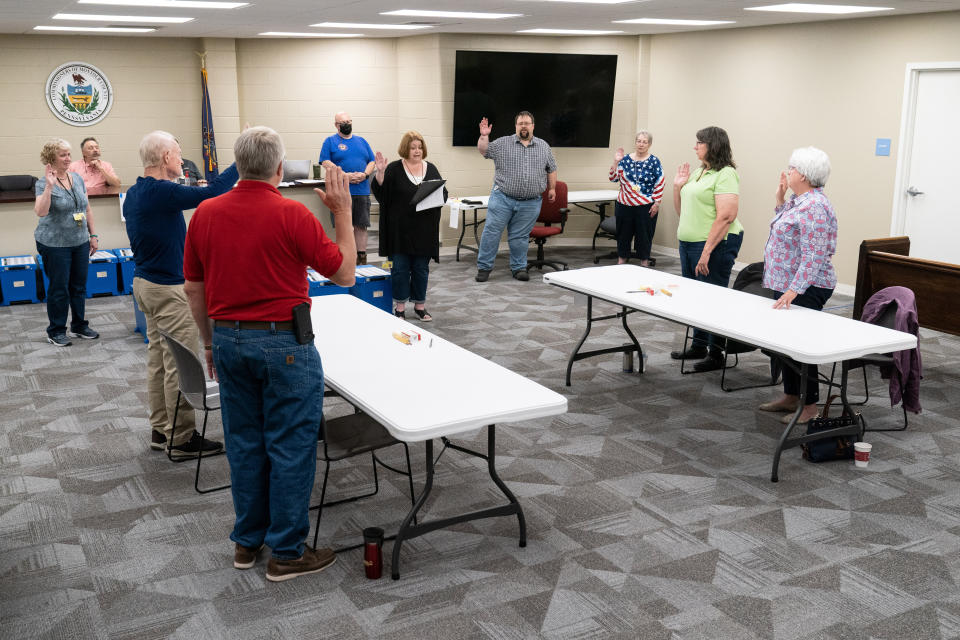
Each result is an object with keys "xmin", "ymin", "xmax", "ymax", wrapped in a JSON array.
[
  {"xmin": 266, "ymin": 546, "xmax": 336, "ymax": 582},
  {"xmin": 234, "ymin": 543, "xmax": 263, "ymax": 569}
]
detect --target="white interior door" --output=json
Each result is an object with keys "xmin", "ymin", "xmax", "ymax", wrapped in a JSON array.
[{"xmin": 898, "ymin": 68, "xmax": 960, "ymax": 264}]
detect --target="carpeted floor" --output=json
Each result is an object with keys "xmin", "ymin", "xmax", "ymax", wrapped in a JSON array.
[{"xmin": 2, "ymin": 243, "xmax": 959, "ymax": 640}]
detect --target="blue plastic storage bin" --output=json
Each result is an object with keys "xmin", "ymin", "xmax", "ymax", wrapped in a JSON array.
[
  {"xmin": 132, "ymin": 295, "xmax": 148, "ymax": 343},
  {"xmin": 87, "ymin": 250, "xmax": 120, "ymax": 297},
  {"xmin": 113, "ymin": 248, "xmax": 135, "ymax": 295},
  {"xmin": 350, "ymin": 265, "xmax": 392, "ymax": 313},
  {"xmin": 307, "ymin": 268, "xmax": 349, "ymax": 297},
  {"xmin": 0, "ymin": 255, "xmax": 42, "ymax": 306}
]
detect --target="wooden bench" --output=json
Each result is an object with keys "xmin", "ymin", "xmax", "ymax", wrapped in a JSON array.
[{"xmin": 853, "ymin": 236, "xmax": 960, "ymax": 336}]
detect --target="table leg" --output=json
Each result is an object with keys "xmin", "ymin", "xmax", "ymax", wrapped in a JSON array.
[
  {"xmin": 456, "ymin": 209, "xmax": 485, "ymax": 262},
  {"xmin": 564, "ymin": 296, "xmax": 643, "ymax": 386},
  {"xmin": 769, "ymin": 361, "xmax": 862, "ymax": 482},
  {"xmin": 456, "ymin": 210, "xmax": 467, "ymax": 262},
  {"xmin": 390, "ymin": 426, "xmax": 525, "ymax": 580}
]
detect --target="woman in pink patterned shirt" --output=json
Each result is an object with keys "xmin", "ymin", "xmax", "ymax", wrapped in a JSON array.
[{"xmin": 758, "ymin": 146, "xmax": 838, "ymax": 425}]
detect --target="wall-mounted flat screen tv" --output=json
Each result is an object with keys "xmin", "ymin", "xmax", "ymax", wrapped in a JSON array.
[{"xmin": 452, "ymin": 50, "xmax": 618, "ymax": 148}]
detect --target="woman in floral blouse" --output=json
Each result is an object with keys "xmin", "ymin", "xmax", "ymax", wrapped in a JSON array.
[
  {"xmin": 759, "ymin": 146, "xmax": 838, "ymax": 424},
  {"xmin": 608, "ymin": 130, "xmax": 664, "ymax": 266}
]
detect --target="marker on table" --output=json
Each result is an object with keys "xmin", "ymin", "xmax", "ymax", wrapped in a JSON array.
[{"xmin": 660, "ymin": 288, "xmax": 673, "ymax": 297}]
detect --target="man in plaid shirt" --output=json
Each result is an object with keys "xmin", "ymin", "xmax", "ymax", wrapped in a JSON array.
[{"xmin": 475, "ymin": 111, "xmax": 558, "ymax": 282}]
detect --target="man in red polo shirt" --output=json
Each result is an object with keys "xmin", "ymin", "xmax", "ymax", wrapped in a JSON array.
[{"xmin": 183, "ymin": 126, "xmax": 355, "ymax": 582}]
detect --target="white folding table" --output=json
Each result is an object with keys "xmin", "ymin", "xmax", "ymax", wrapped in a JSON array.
[
  {"xmin": 543, "ymin": 265, "xmax": 917, "ymax": 482},
  {"xmin": 310, "ymin": 294, "xmax": 568, "ymax": 578},
  {"xmin": 449, "ymin": 190, "xmax": 619, "ymax": 261}
]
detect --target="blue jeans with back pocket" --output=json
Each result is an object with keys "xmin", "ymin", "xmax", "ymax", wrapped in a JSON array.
[{"xmin": 212, "ymin": 326, "xmax": 323, "ymax": 560}]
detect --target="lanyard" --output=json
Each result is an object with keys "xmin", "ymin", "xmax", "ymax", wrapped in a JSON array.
[{"xmin": 56, "ymin": 175, "xmax": 81, "ymax": 212}]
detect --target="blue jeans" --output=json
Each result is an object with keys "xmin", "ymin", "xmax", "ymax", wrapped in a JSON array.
[
  {"xmin": 477, "ymin": 188, "xmax": 542, "ymax": 272},
  {"xmin": 212, "ymin": 326, "xmax": 324, "ymax": 560},
  {"xmin": 36, "ymin": 241, "xmax": 89, "ymax": 338},
  {"xmin": 390, "ymin": 253, "xmax": 430, "ymax": 304},
  {"xmin": 678, "ymin": 231, "xmax": 743, "ymax": 351},
  {"xmin": 614, "ymin": 202, "xmax": 656, "ymax": 260},
  {"xmin": 775, "ymin": 286, "xmax": 833, "ymax": 404}
]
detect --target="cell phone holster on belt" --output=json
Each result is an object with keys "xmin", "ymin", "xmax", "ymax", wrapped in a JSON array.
[{"xmin": 292, "ymin": 302, "xmax": 314, "ymax": 344}]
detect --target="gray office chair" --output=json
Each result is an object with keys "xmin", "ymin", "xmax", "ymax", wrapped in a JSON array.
[
  {"xmin": 311, "ymin": 407, "xmax": 416, "ymax": 551},
  {"xmin": 158, "ymin": 331, "xmax": 229, "ymax": 494},
  {"xmin": 592, "ymin": 214, "xmax": 657, "ymax": 266}
]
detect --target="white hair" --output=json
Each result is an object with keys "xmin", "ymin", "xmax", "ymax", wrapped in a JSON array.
[
  {"xmin": 234, "ymin": 126, "xmax": 285, "ymax": 181},
  {"xmin": 139, "ymin": 130, "xmax": 178, "ymax": 168},
  {"xmin": 789, "ymin": 146, "xmax": 831, "ymax": 188}
]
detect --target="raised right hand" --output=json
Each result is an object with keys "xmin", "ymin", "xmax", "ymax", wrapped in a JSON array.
[
  {"xmin": 614, "ymin": 147, "xmax": 625, "ymax": 163},
  {"xmin": 314, "ymin": 166, "xmax": 352, "ymax": 216},
  {"xmin": 374, "ymin": 151, "xmax": 388, "ymax": 173},
  {"xmin": 44, "ymin": 164, "xmax": 56, "ymax": 186},
  {"xmin": 775, "ymin": 171, "xmax": 788, "ymax": 206},
  {"xmin": 673, "ymin": 162, "xmax": 690, "ymax": 189},
  {"xmin": 479, "ymin": 117, "xmax": 492, "ymax": 137}
]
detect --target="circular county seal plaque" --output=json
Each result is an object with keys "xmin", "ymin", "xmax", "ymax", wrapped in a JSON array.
[{"xmin": 45, "ymin": 62, "xmax": 114, "ymax": 127}]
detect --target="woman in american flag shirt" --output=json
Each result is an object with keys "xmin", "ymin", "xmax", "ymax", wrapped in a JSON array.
[{"xmin": 608, "ymin": 131, "xmax": 665, "ymax": 266}]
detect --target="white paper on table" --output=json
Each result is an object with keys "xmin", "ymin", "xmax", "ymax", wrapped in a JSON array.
[
  {"xmin": 448, "ymin": 200, "xmax": 460, "ymax": 229},
  {"xmin": 416, "ymin": 187, "xmax": 445, "ymax": 212}
]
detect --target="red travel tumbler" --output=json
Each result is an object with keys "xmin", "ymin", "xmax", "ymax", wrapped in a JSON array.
[{"xmin": 363, "ymin": 527, "xmax": 384, "ymax": 579}]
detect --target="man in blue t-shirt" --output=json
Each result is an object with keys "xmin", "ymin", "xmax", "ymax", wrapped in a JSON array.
[
  {"xmin": 319, "ymin": 112, "xmax": 375, "ymax": 264},
  {"xmin": 124, "ymin": 130, "xmax": 238, "ymax": 458}
]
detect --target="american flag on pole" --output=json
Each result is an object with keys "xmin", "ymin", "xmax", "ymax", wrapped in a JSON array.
[{"xmin": 200, "ymin": 65, "xmax": 219, "ymax": 180}]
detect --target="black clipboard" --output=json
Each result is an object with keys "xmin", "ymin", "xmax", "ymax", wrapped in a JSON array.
[{"xmin": 409, "ymin": 179, "xmax": 446, "ymax": 206}]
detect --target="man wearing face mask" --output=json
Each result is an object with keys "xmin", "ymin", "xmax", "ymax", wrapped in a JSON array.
[
  {"xmin": 475, "ymin": 111, "xmax": 557, "ymax": 282},
  {"xmin": 319, "ymin": 112, "xmax": 376, "ymax": 265}
]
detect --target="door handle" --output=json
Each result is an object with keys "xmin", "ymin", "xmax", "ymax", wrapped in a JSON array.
[{"xmin": 906, "ymin": 186, "xmax": 924, "ymax": 196}]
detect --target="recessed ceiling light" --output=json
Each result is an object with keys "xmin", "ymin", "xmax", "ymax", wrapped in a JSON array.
[
  {"xmin": 77, "ymin": 0, "xmax": 248, "ymax": 9},
  {"xmin": 744, "ymin": 3, "xmax": 893, "ymax": 13},
  {"xmin": 34, "ymin": 25, "xmax": 156, "ymax": 32},
  {"xmin": 258, "ymin": 32, "xmax": 364, "ymax": 38},
  {"xmin": 614, "ymin": 18, "xmax": 736, "ymax": 26},
  {"xmin": 54, "ymin": 13, "xmax": 193, "ymax": 23},
  {"xmin": 381, "ymin": 9, "xmax": 522, "ymax": 20},
  {"xmin": 527, "ymin": 0, "xmax": 635, "ymax": 3},
  {"xmin": 517, "ymin": 28, "xmax": 625, "ymax": 35},
  {"xmin": 310, "ymin": 22, "xmax": 431, "ymax": 30}
]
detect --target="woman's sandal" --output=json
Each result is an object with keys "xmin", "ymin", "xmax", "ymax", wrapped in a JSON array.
[
  {"xmin": 413, "ymin": 308, "xmax": 432, "ymax": 322},
  {"xmin": 394, "ymin": 308, "xmax": 405, "ymax": 319}
]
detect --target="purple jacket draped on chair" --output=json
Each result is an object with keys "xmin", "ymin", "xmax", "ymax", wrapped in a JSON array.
[{"xmin": 861, "ymin": 286, "xmax": 922, "ymax": 413}]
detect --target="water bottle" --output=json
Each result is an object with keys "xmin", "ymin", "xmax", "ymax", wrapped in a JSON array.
[
  {"xmin": 363, "ymin": 527, "xmax": 383, "ymax": 579},
  {"xmin": 622, "ymin": 345, "xmax": 634, "ymax": 373}
]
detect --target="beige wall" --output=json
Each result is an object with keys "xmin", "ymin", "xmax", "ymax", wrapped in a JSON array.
[
  {"xmin": 646, "ymin": 11, "xmax": 960, "ymax": 287},
  {"xmin": 3, "ymin": 12, "xmax": 959, "ymax": 284}
]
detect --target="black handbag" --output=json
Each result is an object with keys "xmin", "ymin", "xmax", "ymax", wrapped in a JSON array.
[{"xmin": 801, "ymin": 395, "xmax": 859, "ymax": 463}]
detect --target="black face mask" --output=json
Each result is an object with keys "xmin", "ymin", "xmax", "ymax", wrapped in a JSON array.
[{"xmin": 338, "ymin": 123, "xmax": 352, "ymax": 136}]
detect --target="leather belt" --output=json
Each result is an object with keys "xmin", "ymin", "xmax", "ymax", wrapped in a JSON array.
[{"xmin": 214, "ymin": 320, "xmax": 293, "ymax": 330}]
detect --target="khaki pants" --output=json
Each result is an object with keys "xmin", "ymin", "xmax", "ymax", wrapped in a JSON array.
[{"xmin": 132, "ymin": 277, "xmax": 198, "ymax": 445}]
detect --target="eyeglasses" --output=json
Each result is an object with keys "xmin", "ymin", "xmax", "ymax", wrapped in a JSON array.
[{"xmin": 694, "ymin": 141, "xmax": 706, "ymax": 146}]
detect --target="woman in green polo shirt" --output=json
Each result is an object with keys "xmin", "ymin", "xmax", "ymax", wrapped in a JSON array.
[{"xmin": 670, "ymin": 126, "xmax": 744, "ymax": 372}]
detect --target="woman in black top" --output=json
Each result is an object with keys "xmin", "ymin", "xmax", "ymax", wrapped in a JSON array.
[{"xmin": 371, "ymin": 131, "xmax": 447, "ymax": 321}]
